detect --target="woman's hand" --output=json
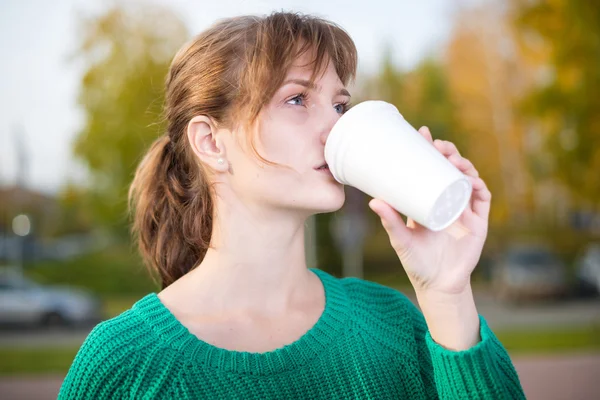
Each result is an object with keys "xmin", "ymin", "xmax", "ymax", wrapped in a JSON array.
[{"xmin": 369, "ymin": 126, "xmax": 491, "ymax": 296}]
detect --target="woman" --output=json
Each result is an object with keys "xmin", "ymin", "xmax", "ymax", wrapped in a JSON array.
[{"xmin": 59, "ymin": 12, "xmax": 525, "ymax": 399}]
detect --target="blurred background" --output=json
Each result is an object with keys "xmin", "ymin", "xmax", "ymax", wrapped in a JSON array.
[{"xmin": 1, "ymin": 0, "xmax": 599, "ymax": 399}]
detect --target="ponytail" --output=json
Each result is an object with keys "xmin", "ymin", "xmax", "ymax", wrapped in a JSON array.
[{"xmin": 129, "ymin": 135, "xmax": 213, "ymax": 289}]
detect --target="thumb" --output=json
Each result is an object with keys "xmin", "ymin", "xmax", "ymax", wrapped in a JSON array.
[{"xmin": 369, "ymin": 199, "xmax": 413, "ymax": 254}]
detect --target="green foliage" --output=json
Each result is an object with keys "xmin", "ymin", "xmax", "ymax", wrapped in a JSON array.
[
  {"xmin": 513, "ymin": 0, "xmax": 600, "ymax": 204},
  {"xmin": 314, "ymin": 212, "xmax": 343, "ymax": 276},
  {"xmin": 53, "ymin": 184, "xmax": 94, "ymax": 235},
  {"xmin": 25, "ymin": 245, "xmax": 158, "ymax": 297},
  {"xmin": 69, "ymin": 3, "xmax": 188, "ymax": 234},
  {"xmin": 0, "ymin": 347, "xmax": 80, "ymax": 376},
  {"xmin": 363, "ymin": 50, "xmax": 460, "ymax": 145}
]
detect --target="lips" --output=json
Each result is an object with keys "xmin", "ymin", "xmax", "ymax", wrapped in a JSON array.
[{"xmin": 315, "ymin": 162, "xmax": 329, "ymax": 170}]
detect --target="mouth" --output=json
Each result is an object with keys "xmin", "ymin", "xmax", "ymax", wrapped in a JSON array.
[{"xmin": 315, "ymin": 162, "xmax": 329, "ymax": 171}]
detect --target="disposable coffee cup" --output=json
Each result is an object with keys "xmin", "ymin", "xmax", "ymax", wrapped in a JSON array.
[{"xmin": 325, "ymin": 100, "xmax": 472, "ymax": 232}]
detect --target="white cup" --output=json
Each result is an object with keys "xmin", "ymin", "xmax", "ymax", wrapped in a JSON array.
[{"xmin": 325, "ymin": 100, "xmax": 472, "ymax": 231}]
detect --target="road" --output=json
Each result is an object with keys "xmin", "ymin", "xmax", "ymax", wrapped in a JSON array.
[{"xmin": 472, "ymin": 291, "xmax": 600, "ymax": 331}]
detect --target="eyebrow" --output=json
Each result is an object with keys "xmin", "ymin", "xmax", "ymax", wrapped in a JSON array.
[{"xmin": 283, "ymin": 79, "xmax": 351, "ymax": 97}]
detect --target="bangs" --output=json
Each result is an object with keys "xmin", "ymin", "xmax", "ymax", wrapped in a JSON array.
[{"xmin": 236, "ymin": 12, "xmax": 358, "ymax": 126}]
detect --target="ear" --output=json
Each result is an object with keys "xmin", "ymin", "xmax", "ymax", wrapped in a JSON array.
[{"xmin": 186, "ymin": 115, "xmax": 228, "ymax": 172}]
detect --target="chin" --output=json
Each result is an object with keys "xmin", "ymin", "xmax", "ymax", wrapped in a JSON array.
[
  {"xmin": 309, "ymin": 186, "xmax": 346, "ymax": 214},
  {"xmin": 269, "ymin": 180, "xmax": 346, "ymax": 215},
  {"xmin": 316, "ymin": 203, "xmax": 344, "ymax": 214}
]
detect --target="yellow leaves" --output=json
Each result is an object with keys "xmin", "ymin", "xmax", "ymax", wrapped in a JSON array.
[
  {"xmin": 444, "ymin": 4, "xmax": 536, "ymax": 226},
  {"xmin": 555, "ymin": 65, "xmax": 582, "ymax": 91}
]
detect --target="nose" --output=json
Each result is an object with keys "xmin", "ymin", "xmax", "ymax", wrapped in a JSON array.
[{"xmin": 319, "ymin": 108, "xmax": 341, "ymax": 145}]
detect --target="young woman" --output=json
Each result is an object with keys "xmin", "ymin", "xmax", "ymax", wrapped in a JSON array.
[{"xmin": 59, "ymin": 12, "xmax": 525, "ymax": 399}]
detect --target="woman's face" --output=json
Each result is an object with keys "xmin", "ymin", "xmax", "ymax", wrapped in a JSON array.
[{"xmin": 223, "ymin": 53, "xmax": 350, "ymax": 217}]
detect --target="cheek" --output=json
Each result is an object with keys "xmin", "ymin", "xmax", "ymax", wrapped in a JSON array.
[
  {"xmin": 281, "ymin": 106, "xmax": 311, "ymax": 125},
  {"xmin": 258, "ymin": 112, "xmax": 313, "ymax": 165}
]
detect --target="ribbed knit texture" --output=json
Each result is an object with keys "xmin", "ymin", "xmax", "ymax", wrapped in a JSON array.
[{"xmin": 58, "ymin": 268, "xmax": 525, "ymax": 399}]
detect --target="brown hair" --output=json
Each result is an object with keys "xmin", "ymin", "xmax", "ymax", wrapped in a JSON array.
[{"xmin": 129, "ymin": 12, "xmax": 357, "ymax": 289}]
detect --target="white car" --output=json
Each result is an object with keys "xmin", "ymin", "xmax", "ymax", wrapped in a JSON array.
[
  {"xmin": 575, "ymin": 243, "xmax": 600, "ymax": 295},
  {"xmin": 0, "ymin": 270, "xmax": 102, "ymax": 327},
  {"xmin": 491, "ymin": 245, "xmax": 569, "ymax": 303}
]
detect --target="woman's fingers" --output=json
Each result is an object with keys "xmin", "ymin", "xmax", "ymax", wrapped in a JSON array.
[
  {"xmin": 368, "ymin": 199, "xmax": 413, "ymax": 255},
  {"xmin": 424, "ymin": 134, "xmax": 487, "ymax": 217},
  {"xmin": 434, "ymin": 139, "xmax": 461, "ymax": 157},
  {"xmin": 418, "ymin": 126, "xmax": 434, "ymax": 144},
  {"xmin": 451, "ymin": 154, "xmax": 479, "ymax": 178},
  {"xmin": 434, "ymin": 140, "xmax": 479, "ymax": 178},
  {"xmin": 467, "ymin": 176, "xmax": 492, "ymax": 221}
]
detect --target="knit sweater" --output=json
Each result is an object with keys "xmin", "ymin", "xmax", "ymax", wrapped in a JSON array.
[{"xmin": 58, "ymin": 268, "xmax": 525, "ymax": 399}]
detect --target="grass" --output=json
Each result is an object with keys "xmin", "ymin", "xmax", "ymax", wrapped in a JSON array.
[
  {"xmin": 497, "ymin": 324, "xmax": 600, "ymax": 354},
  {"xmin": 0, "ymin": 296, "xmax": 147, "ymax": 376},
  {"xmin": 101, "ymin": 295, "xmax": 144, "ymax": 319},
  {"xmin": 0, "ymin": 347, "xmax": 80, "ymax": 376},
  {"xmin": 1, "ymin": 324, "xmax": 599, "ymax": 376}
]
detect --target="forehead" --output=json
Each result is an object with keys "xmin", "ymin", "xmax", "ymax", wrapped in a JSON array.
[{"xmin": 285, "ymin": 51, "xmax": 341, "ymax": 85}]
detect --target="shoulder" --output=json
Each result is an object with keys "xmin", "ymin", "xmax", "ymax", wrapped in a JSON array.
[
  {"xmin": 66, "ymin": 305, "xmax": 147, "ymax": 365},
  {"xmin": 58, "ymin": 295, "xmax": 161, "ymax": 399},
  {"xmin": 78, "ymin": 295, "xmax": 159, "ymax": 354}
]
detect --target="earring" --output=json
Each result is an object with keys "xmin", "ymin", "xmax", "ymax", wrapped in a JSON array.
[{"xmin": 217, "ymin": 158, "xmax": 224, "ymax": 165}]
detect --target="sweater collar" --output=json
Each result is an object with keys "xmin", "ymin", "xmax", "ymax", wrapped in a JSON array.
[{"xmin": 132, "ymin": 268, "xmax": 350, "ymax": 375}]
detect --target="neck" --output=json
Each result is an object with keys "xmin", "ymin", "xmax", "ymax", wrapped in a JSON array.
[{"xmin": 177, "ymin": 192, "xmax": 314, "ymax": 315}]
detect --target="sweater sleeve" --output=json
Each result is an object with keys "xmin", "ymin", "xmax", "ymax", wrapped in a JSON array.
[
  {"xmin": 407, "ymin": 298, "xmax": 526, "ymax": 400},
  {"xmin": 57, "ymin": 321, "xmax": 140, "ymax": 399}
]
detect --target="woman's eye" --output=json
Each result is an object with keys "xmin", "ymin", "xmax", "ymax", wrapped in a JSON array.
[
  {"xmin": 286, "ymin": 95, "xmax": 305, "ymax": 106},
  {"xmin": 334, "ymin": 103, "xmax": 347, "ymax": 114}
]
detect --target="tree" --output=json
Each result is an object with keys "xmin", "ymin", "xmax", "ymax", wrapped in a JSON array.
[
  {"xmin": 445, "ymin": 3, "xmax": 536, "ymax": 227},
  {"xmin": 511, "ymin": 0, "xmax": 600, "ymax": 209},
  {"xmin": 70, "ymin": 2, "xmax": 188, "ymax": 235},
  {"xmin": 362, "ymin": 48, "xmax": 460, "ymax": 143}
]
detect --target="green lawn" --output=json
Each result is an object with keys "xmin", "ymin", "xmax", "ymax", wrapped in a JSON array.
[
  {"xmin": 0, "ymin": 347, "xmax": 80, "ymax": 376},
  {"xmin": 102, "ymin": 295, "xmax": 143, "ymax": 319},
  {"xmin": 0, "ymin": 294, "xmax": 142, "ymax": 377},
  {"xmin": 497, "ymin": 324, "xmax": 600, "ymax": 354},
  {"xmin": 1, "ymin": 324, "xmax": 599, "ymax": 376}
]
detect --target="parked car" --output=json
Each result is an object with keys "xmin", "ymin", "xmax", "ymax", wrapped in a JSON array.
[
  {"xmin": 0, "ymin": 269, "xmax": 102, "ymax": 328},
  {"xmin": 575, "ymin": 242, "xmax": 600, "ymax": 296},
  {"xmin": 491, "ymin": 245, "xmax": 569, "ymax": 303}
]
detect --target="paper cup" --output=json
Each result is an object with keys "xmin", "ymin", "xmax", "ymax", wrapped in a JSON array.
[{"xmin": 325, "ymin": 100, "xmax": 472, "ymax": 231}]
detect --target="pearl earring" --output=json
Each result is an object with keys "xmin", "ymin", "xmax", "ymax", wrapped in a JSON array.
[{"xmin": 217, "ymin": 158, "xmax": 224, "ymax": 165}]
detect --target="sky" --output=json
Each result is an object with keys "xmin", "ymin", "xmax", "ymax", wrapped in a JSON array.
[{"xmin": 0, "ymin": 0, "xmax": 470, "ymax": 195}]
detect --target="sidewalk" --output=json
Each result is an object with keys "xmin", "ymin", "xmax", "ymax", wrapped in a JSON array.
[
  {"xmin": 515, "ymin": 352, "xmax": 600, "ymax": 400},
  {"xmin": 0, "ymin": 375, "xmax": 63, "ymax": 400}
]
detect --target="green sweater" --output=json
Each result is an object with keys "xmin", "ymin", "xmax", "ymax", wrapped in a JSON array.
[{"xmin": 59, "ymin": 268, "xmax": 525, "ymax": 399}]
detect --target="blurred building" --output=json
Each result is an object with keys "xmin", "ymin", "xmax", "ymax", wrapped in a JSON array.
[{"xmin": 0, "ymin": 185, "xmax": 60, "ymax": 237}]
